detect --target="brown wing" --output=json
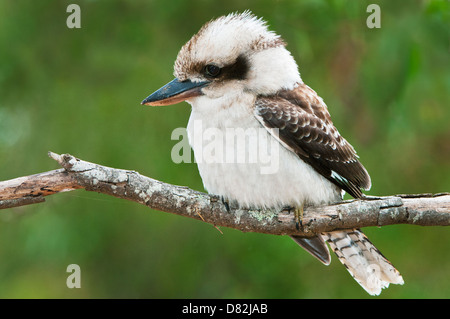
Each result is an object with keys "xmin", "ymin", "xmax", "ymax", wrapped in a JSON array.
[{"xmin": 254, "ymin": 83, "xmax": 371, "ymax": 198}]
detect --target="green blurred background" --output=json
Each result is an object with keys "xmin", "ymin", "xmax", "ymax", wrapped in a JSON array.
[{"xmin": 0, "ymin": 0, "xmax": 448, "ymax": 298}]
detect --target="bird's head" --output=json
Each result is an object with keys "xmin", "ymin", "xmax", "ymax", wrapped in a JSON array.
[{"xmin": 142, "ymin": 11, "xmax": 301, "ymax": 107}]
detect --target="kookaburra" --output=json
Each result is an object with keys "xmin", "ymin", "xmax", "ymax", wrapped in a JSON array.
[{"xmin": 142, "ymin": 11, "xmax": 404, "ymax": 295}]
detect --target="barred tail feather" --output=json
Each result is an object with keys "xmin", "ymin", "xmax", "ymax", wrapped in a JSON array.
[{"xmin": 322, "ymin": 229, "xmax": 404, "ymax": 296}]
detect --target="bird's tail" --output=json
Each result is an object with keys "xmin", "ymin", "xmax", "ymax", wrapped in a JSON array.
[{"xmin": 321, "ymin": 229, "xmax": 404, "ymax": 295}]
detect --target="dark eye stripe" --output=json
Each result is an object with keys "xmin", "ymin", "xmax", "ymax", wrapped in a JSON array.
[
  {"xmin": 202, "ymin": 54, "xmax": 249, "ymax": 81},
  {"xmin": 221, "ymin": 54, "xmax": 249, "ymax": 80}
]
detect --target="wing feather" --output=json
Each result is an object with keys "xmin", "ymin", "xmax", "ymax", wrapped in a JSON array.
[{"xmin": 254, "ymin": 84, "xmax": 371, "ymax": 198}]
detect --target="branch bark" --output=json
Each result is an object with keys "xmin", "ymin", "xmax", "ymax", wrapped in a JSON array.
[{"xmin": 0, "ymin": 152, "xmax": 449, "ymax": 237}]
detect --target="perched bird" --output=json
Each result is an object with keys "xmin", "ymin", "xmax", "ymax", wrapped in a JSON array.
[{"xmin": 142, "ymin": 11, "xmax": 404, "ymax": 295}]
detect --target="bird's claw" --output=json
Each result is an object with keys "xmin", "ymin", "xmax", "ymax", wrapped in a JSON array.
[
  {"xmin": 294, "ymin": 206, "xmax": 303, "ymax": 230},
  {"xmin": 221, "ymin": 196, "xmax": 231, "ymax": 213}
]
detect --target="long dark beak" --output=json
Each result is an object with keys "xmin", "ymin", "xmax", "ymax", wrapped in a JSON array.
[{"xmin": 141, "ymin": 78, "xmax": 209, "ymax": 106}]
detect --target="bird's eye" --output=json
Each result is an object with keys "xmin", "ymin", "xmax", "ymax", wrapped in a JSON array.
[{"xmin": 204, "ymin": 64, "xmax": 221, "ymax": 78}]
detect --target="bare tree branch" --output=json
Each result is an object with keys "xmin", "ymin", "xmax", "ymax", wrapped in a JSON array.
[{"xmin": 0, "ymin": 152, "xmax": 448, "ymax": 237}]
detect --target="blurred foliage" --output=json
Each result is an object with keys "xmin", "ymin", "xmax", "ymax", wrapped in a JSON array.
[{"xmin": 0, "ymin": 0, "xmax": 448, "ymax": 299}]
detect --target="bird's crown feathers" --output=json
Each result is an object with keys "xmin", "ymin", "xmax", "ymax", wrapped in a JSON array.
[{"xmin": 174, "ymin": 11, "xmax": 286, "ymax": 81}]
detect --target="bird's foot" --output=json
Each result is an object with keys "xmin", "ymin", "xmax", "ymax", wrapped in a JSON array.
[
  {"xmin": 221, "ymin": 196, "xmax": 231, "ymax": 213},
  {"xmin": 294, "ymin": 206, "xmax": 304, "ymax": 230}
]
